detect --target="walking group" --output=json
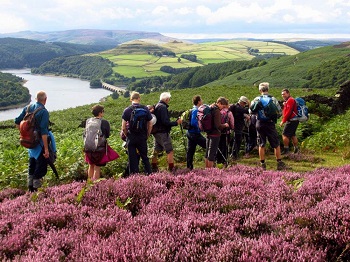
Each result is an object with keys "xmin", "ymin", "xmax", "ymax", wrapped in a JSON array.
[
  {"xmin": 15, "ymin": 81, "xmax": 303, "ymax": 192},
  {"xmin": 116, "ymin": 81, "xmax": 302, "ymax": 175}
]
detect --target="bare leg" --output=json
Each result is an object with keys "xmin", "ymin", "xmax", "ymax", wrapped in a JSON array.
[
  {"xmin": 88, "ymin": 164, "xmax": 95, "ymax": 180},
  {"xmin": 274, "ymin": 146, "xmax": 282, "ymax": 160},
  {"xmin": 93, "ymin": 166, "xmax": 101, "ymax": 180},
  {"xmin": 259, "ymin": 146, "xmax": 265, "ymax": 161}
]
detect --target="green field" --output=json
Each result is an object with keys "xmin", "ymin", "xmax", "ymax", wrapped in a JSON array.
[{"xmin": 100, "ymin": 40, "xmax": 299, "ymax": 79}]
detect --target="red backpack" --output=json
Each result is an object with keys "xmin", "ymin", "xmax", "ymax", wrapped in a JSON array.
[
  {"xmin": 197, "ymin": 104, "xmax": 214, "ymax": 133},
  {"xmin": 19, "ymin": 106, "xmax": 43, "ymax": 148}
]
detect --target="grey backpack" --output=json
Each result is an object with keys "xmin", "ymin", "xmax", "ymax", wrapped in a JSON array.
[{"xmin": 83, "ymin": 118, "xmax": 106, "ymax": 152}]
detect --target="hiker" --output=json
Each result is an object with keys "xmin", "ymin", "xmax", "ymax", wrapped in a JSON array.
[
  {"xmin": 250, "ymin": 82, "xmax": 287, "ymax": 170},
  {"xmin": 121, "ymin": 91, "xmax": 153, "ymax": 175},
  {"xmin": 243, "ymin": 114, "xmax": 257, "ymax": 158},
  {"xmin": 280, "ymin": 88, "xmax": 299, "ymax": 154},
  {"xmin": 151, "ymin": 92, "xmax": 182, "ymax": 172},
  {"xmin": 203, "ymin": 97, "xmax": 229, "ymax": 168},
  {"xmin": 186, "ymin": 95, "xmax": 206, "ymax": 170},
  {"xmin": 15, "ymin": 91, "xmax": 50, "ymax": 192},
  {"xmin": 217, "ymin": 99, "xmax": 234, "ymax": 166},
  {"xmin": 84, "ymin": 104, "xmax": 113, "ymax": 180},
  {"xmin": 229, "ymin": 96, "xmax": 250, "ymax": 159}
]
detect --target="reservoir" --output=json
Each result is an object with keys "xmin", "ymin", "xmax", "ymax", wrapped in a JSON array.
[{"xmin": 0, "ymin": 69, "xmax": 113, "ymax": 122}]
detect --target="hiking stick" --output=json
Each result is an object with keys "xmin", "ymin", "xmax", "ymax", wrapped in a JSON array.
[
  {"xmin": 179, "ymin": 124, "xmax": 188, "ymax": 153},
  {"xmin": 217, "ymin": 147, "xmax": 228, "ymax": 167}
]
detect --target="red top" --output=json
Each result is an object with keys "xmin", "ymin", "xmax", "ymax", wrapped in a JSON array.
[{"xmin": 282, "ymin": 96, "xmax": 297, "ymax": 123}]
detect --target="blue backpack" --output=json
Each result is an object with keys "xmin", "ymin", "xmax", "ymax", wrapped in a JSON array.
[
  {"xmin": 251, "ymin": 95, "xmax": 281, "ymax": 122},
  {"xmin": 129, "ymin": 106, "xmax": 149, "ymax": 133},
  {"xmin": 291, "ymin": 97, "xmax": 309, "ymax": 122}
]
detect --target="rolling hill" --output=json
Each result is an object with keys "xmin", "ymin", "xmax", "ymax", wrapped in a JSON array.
[
  {"xmin": 98, "ymin": 39, "xmax": 299, "ymax": 78},
  {"xmin": 0, "ymin": 29, "xmax": 174, "ymax": 46}
]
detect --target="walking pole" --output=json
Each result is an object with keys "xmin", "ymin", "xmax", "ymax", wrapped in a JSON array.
[
  {"xmin": 217, "ymin": 148, "xmax": 228, "ymax": 167},
  {"xmin": 179, "ymin": 124, "xmax": 188, "ymax": 153}
]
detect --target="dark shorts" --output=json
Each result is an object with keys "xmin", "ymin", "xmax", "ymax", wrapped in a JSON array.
[
  {"xmin": 283, "ymin": 121, "xmax": 299, "ymax": 138},
  {"xmin": 85, "ymin": 151, "xmax": 106, "ymax": 166},
  {"xmin": 205, "ymin": 135, "xmax": 220, "ymax": 161},
  {"xmin": 153, "ymin": 132, "xmax": 173, "ymax": 154},
  {"xmin": 256, "ymin": 121, "xmax": 280, "ymax": 148}
]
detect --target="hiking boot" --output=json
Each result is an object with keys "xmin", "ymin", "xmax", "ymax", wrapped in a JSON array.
[
  {"xmin": 260, "ymin": 162, "xmax": 266, "ymax": 170},
  {"xmin": 277, "ymin": 161, "xmax": 287, "ymax": 171},
  {"xmin": 293, "ymin": 147, "xmax": 299, "ymax": 154},
  {"xmin": 281, "ymin": 148, "xmax": 290, "ymax": 155}
]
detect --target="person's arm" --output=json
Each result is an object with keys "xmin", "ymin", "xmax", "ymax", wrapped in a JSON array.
[
  {"xmin": 159, "ymin": 106, "xmax": 178, "ymax": 127},
  {"xmin": 39, "ymin": 110, "xmax": 50, "ymax": 158},
  {"xmin": 121, "ymin": 119, "xmax": 128, "ymax": 138},
  {"xmin": 147, "ymin": 120, "xmax": 152, "ymax": 137},
  {"xmin": 42, "ymin": 134, "xmax": 49, "ymax": 159}
]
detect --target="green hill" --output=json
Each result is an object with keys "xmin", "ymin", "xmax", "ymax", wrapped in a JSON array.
[
  {"xmin": 0, "ymin": 37, "xmax": 114, "ymax": 69},
  {"xmin": 205, "ymin": 43, "xmax": 350, "ymax": 88},
  {"xmin": 99, "ymin": 39, "xmax": 299, "ymax": 79}
]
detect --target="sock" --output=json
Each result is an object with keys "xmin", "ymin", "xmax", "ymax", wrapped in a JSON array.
[{"xmin": 168, "ymin": 163, "xmax": 174, "ymax": 171}]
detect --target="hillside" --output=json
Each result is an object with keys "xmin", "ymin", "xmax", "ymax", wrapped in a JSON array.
[
  {"xmin": 0, "ymin": 29, "xmax": 174, "ymax": 46},
  {"xmin": 0, "ymin": 38, "xmax": 115, "ymax": 69},
  {"xmin": 206, "ymin": 43, "xmax": 350, "ymax": 88},
  {"xmin": 0, "ymin": 72, "xmax": 30, "ymax": 108},
  {"xmin": 96, "ymin": 39, "xmax": 299, "ymax": 79}
]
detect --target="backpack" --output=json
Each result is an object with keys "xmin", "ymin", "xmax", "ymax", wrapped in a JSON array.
[
  {"xmin": 19, "ymin": 106, "xmax": 43, "ymax": 148},
  {"xmin": 197, "ymin": 104, "xmax": 215, "ymax": 132},
  {"xmin": 83, "ymin": 117, "xmax": 106, "ymax": 152},
  {"xmin": 129, "ymin": 106, "xmax": 149, "ymax": 133},
  {"xmin": 180, "ymin": 109, "xmax": 192, "ymax": 130},
  {"xmin": 291, "ymin": 97, "xmax": 309, "ymax": 122},
  {"xmin": 252, "ymin": 95, "xmax": 281, "ymax": 122}
]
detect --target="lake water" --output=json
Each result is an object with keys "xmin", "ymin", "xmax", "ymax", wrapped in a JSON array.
[{"xmin": 0, "ymin": 69, "xmax": 113, "ymax": 121}]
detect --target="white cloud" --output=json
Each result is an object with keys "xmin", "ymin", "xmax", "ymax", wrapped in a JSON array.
[
  {"xmin": 0, "ymin": 13, "xmax": 28, "ymax": 33},
  {"xmin": 152, "ymin": 6, "xmax": 169, "ymax": 15},
  {"xmin": 0, "ymin": 0, "xmax": 350, "ymax": 35}
]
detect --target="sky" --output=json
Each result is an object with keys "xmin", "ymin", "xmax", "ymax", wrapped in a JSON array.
[{"xmin": 1, "ymin": 0, "xmax": 350, "ymax": 39}]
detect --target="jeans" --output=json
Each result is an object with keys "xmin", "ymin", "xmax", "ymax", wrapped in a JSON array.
[{"xmin": 186, "ymin": 132, "xmax": 206, "ymax": 169}]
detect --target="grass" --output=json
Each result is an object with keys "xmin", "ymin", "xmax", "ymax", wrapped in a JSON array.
[
  {"xmin": 0, "ymin": 83, "xmax": 347, "ymax": 190},
  {"xmin": 99, "ymin": 39, "xmax": 298, "ymax": 79}
]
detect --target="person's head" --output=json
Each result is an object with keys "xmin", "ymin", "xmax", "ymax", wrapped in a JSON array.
[
  {"xmin": 238, "ymin": 96, "xmax": 250, "ymax": 107},
  {"xmin": 91, "ymin": 104, "xmax": 104, "ymax": 117},
  {"xmin": 147, "ymin": 104, "xmax": 155, "ymax": 113},
  {"xmin": 130, "ymin": 91, "xmax": 141, "ymax": 102},
  {"xmin": 216, "ymin": 97, "xmax": 228, "ymax": 109},
  {"xmin": 36, "ymin": 91, "xmax": 47, "ymax": 104},
  {"xmin": 281, "ymin": 88, "xmax": 291, "ymax": 101},
  {"xmin": 192, "ymin": 95, "xmax": 202, "ymax": 106},
  {"xmin": 160, "ymin": 92, "xmax": 171, "ymax": 104},
  {"xmin": 258, "ymin": 82, "xmax": 269, "ymax": 93}
]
